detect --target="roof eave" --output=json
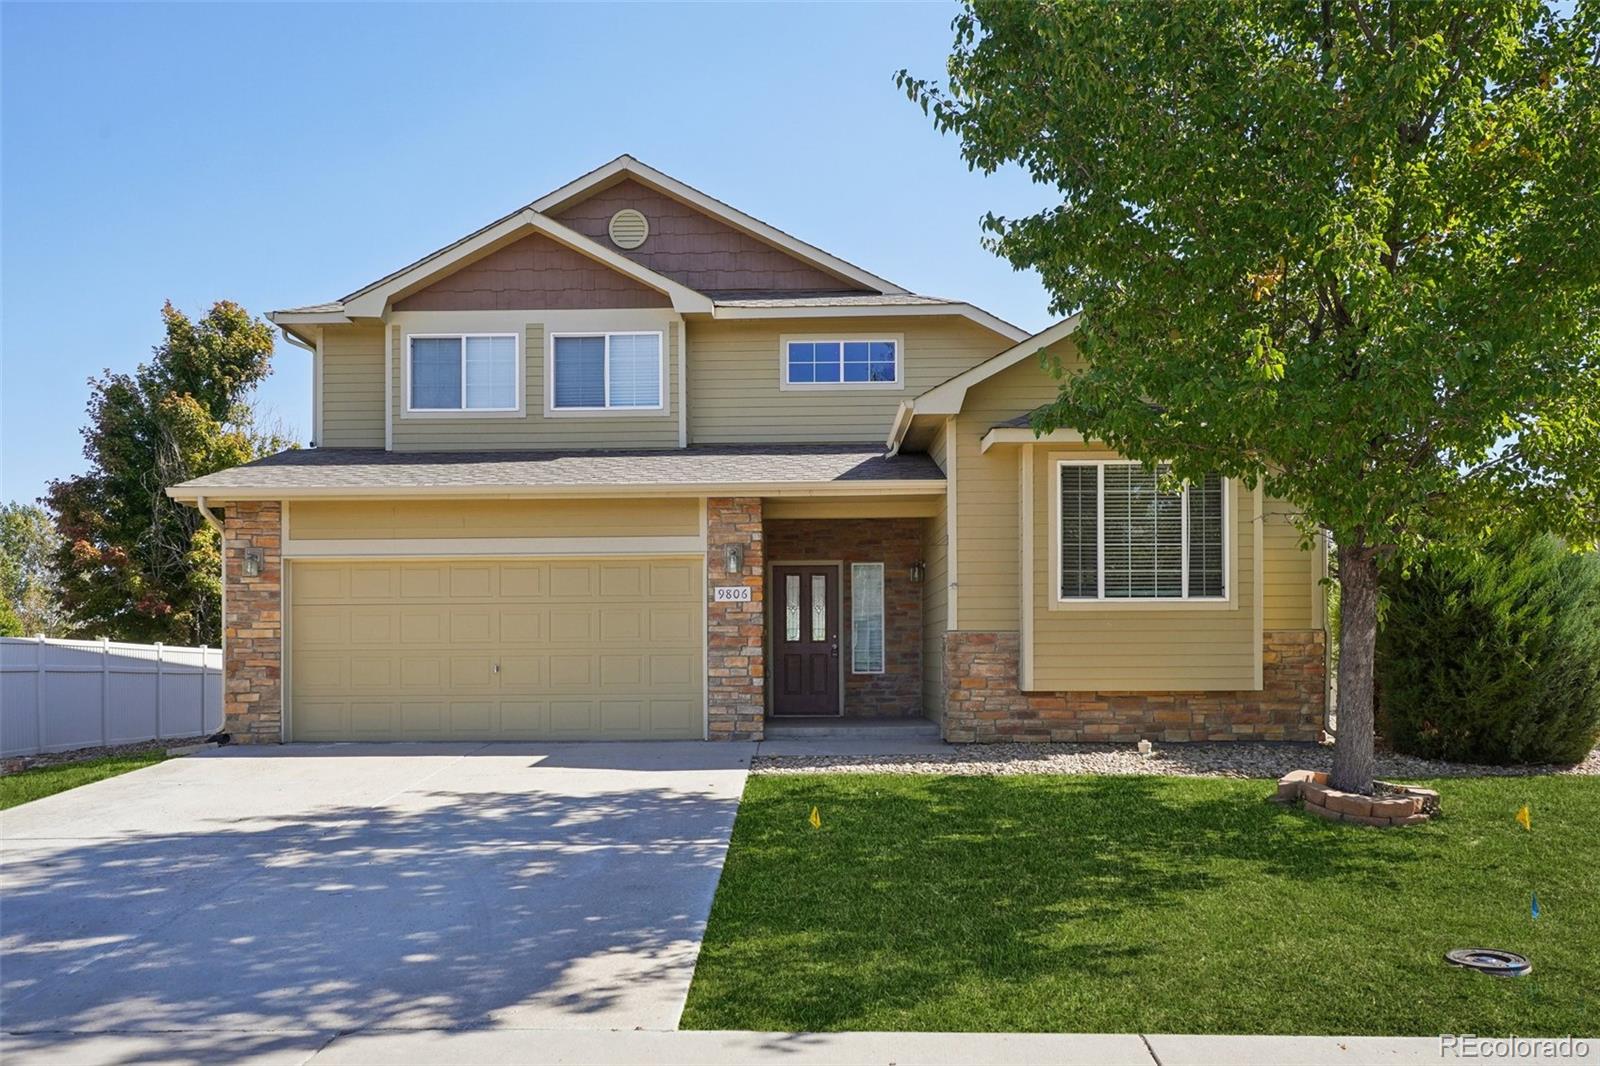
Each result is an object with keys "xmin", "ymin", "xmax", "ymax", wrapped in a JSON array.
[{"xmin": 167, "ymin": 479, "xmax": 946, "ymax": 504}]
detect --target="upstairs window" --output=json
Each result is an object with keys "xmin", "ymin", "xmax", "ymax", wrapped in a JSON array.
[
  {"xmin": 783, "ymin": 337, "xmax": 899, "ymax": 387},
  {"xmin": 1057, "ymin": 461, "xmax": 1227, "ymax": 601},
  {"xmin": 407, "ymin": 334, "xmax": 519, "ymax": 412},
  {"xmin": 551, "ymin": 332, "xmax": 663, "ymax": 410}
]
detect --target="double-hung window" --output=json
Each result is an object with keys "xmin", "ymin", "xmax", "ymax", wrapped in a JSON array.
[
  {"xmin": 550, "ymin": 332, "xmax": 663, "ymax": 411},
  {"xmin": 407, "ymin": 334, "xmax": 519, "ymax": 412},
  {"xmin": 1057, "ymin": 461, "xmax": 1227, "ymax": 602},
  {"xmin": 783, "ymin": 337, "xmax": 900, "ymax": 387}
]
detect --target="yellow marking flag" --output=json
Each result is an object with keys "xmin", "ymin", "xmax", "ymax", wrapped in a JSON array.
[
  {"xmin": 808, "ymin": 806, "xmax": 822, "ymax": 830},
  {"xmin": 1515, "ymin": 804, "xmax": 1532, "ymax": 831}
]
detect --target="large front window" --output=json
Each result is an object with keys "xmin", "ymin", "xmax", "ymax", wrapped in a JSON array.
[
  {"xmin": 1057, "ymin": 461, "xmax": 1226, "ymax": 601},
  {"xmin": 551, "ymin": 332, "xmax": 663, "ymax": 410},
  {"xmin": 407, "ymin": 334, "xmax": 519, "ymax": 411}
]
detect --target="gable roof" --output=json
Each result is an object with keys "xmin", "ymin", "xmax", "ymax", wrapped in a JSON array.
[
  {"xmin": 530, "ymin": 155, "xmax": 907, "ymax": 295},
  {"xmin": 885, "ymin": 314, "xmax": 1082, "ymax": 451}
]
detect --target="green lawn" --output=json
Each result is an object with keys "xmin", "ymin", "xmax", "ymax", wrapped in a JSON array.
[
  {"xmin": 682, "ymin": 774, "xmax": 1597, "ymax": 1035},
  {"xmin": 0, "ymin": 754, "xmax": 166, "ymax": 810}
]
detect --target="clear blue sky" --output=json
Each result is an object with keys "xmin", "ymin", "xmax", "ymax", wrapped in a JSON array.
[{"xmin": 0, "ymin": 1, "xmax": 1058, "ymax": 507}]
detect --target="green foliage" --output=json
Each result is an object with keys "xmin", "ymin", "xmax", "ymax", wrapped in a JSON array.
[
  {"xmin": 0, "ymin": 754, "xmax": 167, "ymax": 810},
  {"xmin": 0, "ymin": 598, "xmax": 22, "ymax": 637},
  {"xmin": 1378, "ymin": 535, "xmax": 1600, "ymax": 764},
  {"xmin": 47, "ymin": 302, "xmax": 292, "ymax": 645},
  {"xmin": 898, "ymin": 1, "xmax": 1600, "ymax": 553},
  {"xmin": 1, "ymin": 502, "xmax": 67, "ymax": 636}
]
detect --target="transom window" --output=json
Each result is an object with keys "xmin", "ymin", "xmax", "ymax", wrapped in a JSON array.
[
  {"xmin": 551, "ymin": 332, "xmax": 663, "ymax": 411},
  {"xmin": 850, "ymin": 563, "xmax": 885, "ymax": 673},
  {"xmin": 1057, "ymin": 461, "xmax": 1226, "ymax": 601},
  {"xmin": 783, "ymin": 338, "xmax": 899, "ymax": 387},
  {"xmin": 407, "ymin": 334, "xmax": 519, "ymax": 412}
]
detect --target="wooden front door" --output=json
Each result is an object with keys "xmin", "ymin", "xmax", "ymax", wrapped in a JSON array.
[{"xmin": 771, "ymin": 565, "xmax": 840, "ymax": 716}]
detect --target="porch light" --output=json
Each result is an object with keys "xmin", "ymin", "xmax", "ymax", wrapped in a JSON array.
[
  {"xmin": 724, "ymin": 543, "xmax": 744, "ymax": 575},
  {"xmin": 909, "ymin": 561, "xmax": 925, "ymax": 584},
  {"xmin": 242, "ymin": 548, "xmax": 264, "ymax": 578}
]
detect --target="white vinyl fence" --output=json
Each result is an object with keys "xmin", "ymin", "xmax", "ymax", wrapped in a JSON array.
[{"xmin": 1, "ymin": 637, "xmax": 223, "ymax": 757}]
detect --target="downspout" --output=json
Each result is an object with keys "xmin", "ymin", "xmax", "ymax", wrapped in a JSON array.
[{"xmin": 195, "ymin": 495, "xmax": 223, "ymax": 533}]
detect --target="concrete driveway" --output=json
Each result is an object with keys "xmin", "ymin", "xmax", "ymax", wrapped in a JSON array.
[{"xmin": 1, "ymin": 741, "xmax": 753, "ymax": 1061}]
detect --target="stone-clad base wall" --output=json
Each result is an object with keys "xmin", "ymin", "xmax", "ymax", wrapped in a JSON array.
[
  {"xmin": 223, "ymin": 501, "xmax": 283, "ymax": 744},
  {"xmin": 943, "ymin": 630, "xmax": 1326, "ymax": 744}
]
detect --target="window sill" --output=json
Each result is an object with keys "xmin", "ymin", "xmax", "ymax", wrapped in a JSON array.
[
  {"xmin": 401, "ymin": 408, "xmax": 525, "ymax": 420},
  {"xmin": 1047, "ymin": 597, "xmax": 1238, "ymax": 612},
  {"xmin": 543, "ymin": 405, "xmax": 671, "ymax": 418}
]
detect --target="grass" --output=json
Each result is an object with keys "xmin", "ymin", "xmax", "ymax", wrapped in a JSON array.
[
  {"xmin": 682, "ymin": 773, "xmax": 1598, "ymax": 1035},
  {"xmin": 0, "ymin": 754, "xmax": 167, "ymax": 810}
]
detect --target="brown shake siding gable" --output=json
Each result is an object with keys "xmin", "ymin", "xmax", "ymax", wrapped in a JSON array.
[
  {"xmin": 394, "ymin": 232, "xmax": 671, "ymax": 311},
  {"xmin": 552, "ymin": 178, "xmax": 872, "ymax": 294}
]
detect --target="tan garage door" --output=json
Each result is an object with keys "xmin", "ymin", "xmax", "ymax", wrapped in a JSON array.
[{"xmin": 288, "ymin": 557, "xmax": 703, "ymax": 741}]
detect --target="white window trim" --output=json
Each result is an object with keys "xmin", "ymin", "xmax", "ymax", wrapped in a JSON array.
[
  {"xmin": 778, "ymin": 333, "xmax": 906, "ymax": 392},
  {"xmin": 1048, "ymin": 458, "xmax": 1235, "ymax": 610},
  {"xmin": 850, "ymin": 561, "xmax": 886, "ymax": 674},
  {"xmin": 403, "ymin": 332, "xmax": 523, "ymax": 418},
  {"xmin": 546, "ymin": 330, "xmax": 667, "ymax": 415}
]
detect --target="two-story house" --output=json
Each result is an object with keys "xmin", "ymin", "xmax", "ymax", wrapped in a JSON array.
[{"xmin": 169, "ymin": 156, "xmax": 1327, "ymax": 745}]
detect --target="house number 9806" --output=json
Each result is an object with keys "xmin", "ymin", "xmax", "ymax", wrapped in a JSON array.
[{"xmin": 713, "ymin": 586, "xmax": 753, "ymax": 602}]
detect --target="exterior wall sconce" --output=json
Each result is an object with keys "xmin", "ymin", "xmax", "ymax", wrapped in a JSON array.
[
  {"xmin": 909, "ymin": 561, "xmax": 925, "ymax": 584},
  {"xmin": 242, "ymin": 548, "xmax": 264, "ymax": 578},
  {"xmin": 724, "ymin": 543, "xmax": 744, "ymax": 575}
]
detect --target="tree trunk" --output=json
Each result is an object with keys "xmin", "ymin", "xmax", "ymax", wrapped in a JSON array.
[{"xmin": 1331, "ymin": 543, "xmax": 1380, "ymax": 793}]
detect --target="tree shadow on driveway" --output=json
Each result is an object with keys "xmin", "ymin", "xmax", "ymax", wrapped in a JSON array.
[{"xmin": 1, "ymin": 750, "xmax": 746, "ymax": 1063}]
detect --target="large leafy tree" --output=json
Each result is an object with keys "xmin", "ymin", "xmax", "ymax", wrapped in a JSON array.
[
  {"xmin": 0, "ymin": 502, "xmax": 67, "ymax": 636},
  {"xmin": 48, "ymin": 302, "xmax": 291, "ymax": 645},
  {"xmin": 901, "ymin": 1, "xmax": 1600, "ymax": 790}
]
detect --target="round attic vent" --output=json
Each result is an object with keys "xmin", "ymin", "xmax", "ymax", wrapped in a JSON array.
[{"xmin": 608, "ymin": 208, "xmax": 649, "ymax": 250}]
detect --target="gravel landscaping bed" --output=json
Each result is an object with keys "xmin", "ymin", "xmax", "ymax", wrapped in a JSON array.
[
  {"xmin": 1, "ymin": 735, "xmax": 212, "ymax": 775},
  {"xmin": 752, "ymin": 739, "xmax": 1600, "ymax": 779}
]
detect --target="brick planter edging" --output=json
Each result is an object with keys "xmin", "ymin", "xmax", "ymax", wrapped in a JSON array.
[{"xmin": 1276, "ymin": 770, "xmax": 1440, "ymax": 827}]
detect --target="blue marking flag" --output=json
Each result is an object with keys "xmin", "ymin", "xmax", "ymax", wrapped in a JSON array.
[{"xmin": 1531, "ymin": 893, "xmax": 1541, "ymax": 919}]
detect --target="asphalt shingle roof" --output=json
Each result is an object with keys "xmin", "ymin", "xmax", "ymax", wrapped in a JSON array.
[{"xmin": 171, "ymin": 444, "xmax": 942, "ymax": 496}]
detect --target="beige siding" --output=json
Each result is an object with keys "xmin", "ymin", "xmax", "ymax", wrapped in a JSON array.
[
  {"xmin": 687, "ymin": 316, "xmax": 1012, "ymax": 444},
  {"xmin": 387, "ymin": 310, "xmax": 681, "ymax": 451},
  {"xmin": 953, "ymin": 343, "xmax": 1084, "ymax": 629},
  {"xmin": 1026, "ymin": 445, "xmax": 1260, "ymax": 691},
  {"xmin": 288, "ymin": 498, "xmax": 701, "ymax": 541},
  {"xmin": 921, "ymin": 422, "xmax": 950, "ymax": 721},
  {"xmin": 319, "ymin": 324, "xmax": 386, "ymax": 448},
  {"xmin": 1262, "ymin": 502, "xmax": 1321, "ymax": 629}
]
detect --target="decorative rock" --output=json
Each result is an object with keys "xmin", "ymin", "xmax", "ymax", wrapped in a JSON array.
[
  {"xmin": 1327, "ymin": 791, "xmax": 1374, "ymax": 819},
  {"xmin": 1304, "ymin": 802, "xmax": 1344, "ymax": 822},
  {"xmin": 1301, "ymin": 781, "xmax": 1333, "ymax": 807}
]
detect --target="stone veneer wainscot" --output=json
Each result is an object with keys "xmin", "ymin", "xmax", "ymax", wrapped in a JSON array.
[{"xmin": 942, "ymin": 630, "xmax": 1326, "ymax": 743}]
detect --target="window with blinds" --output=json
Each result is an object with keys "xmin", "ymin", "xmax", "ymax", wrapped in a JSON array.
[
  {"xmin": 551, "ymin": 332, "xmax": 663, "ymax": 410},
  {"xmin": 850, "ymin": 563, "xmax": 885, "ymax": 673},
  {"xmin": 408, "ymin": 334, "xmax": 519, "ymax": 411},
  {"xmin": 1058, "ymin": 462, "xmax": 1226, "ymax": 601}
]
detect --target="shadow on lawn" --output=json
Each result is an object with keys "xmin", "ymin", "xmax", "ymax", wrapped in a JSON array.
[{"xmin": 690, "ymin": 774, "xmax": 1435, "ymax": 1031}]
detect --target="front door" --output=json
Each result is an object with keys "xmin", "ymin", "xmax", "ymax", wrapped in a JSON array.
[{"xmin": 771, "ymin": 564, "xmax": 840, "ymax": 716}]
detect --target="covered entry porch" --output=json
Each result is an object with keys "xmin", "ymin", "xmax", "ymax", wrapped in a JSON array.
[{"xmin": 704, "ymin": 492, "xmax": 945, "ymax": 741}]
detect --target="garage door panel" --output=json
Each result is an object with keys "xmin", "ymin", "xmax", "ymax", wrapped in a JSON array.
[
  {"xmin": 548, "ymin": 608, "xmax": 594, "ymax": 644},
  {"xmin": 549, "ymin": 564, "xmax": 595, "ymax": 598},
  {"xmin": 290, "ymin": 558, "xmax": 702, "ymax": 742}
]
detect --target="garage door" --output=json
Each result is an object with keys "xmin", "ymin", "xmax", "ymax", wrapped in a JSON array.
[{"xmin": 288, "ymin": 558, "xmax": 703, "ymax": 741}]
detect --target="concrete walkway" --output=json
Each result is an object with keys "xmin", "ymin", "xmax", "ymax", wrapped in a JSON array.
[
  {"xmin": 1, "ymin": 742, "xmax": 753, "ymax": 1055},
  {"xmin": 6, "ymin": 1027, "xmax": 1572, "ymax": 1065}
]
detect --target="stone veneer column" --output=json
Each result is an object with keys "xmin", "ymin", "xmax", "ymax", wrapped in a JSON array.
[
  {"xmin": 706, "ymin": 497, "xmax": 765, "ymax": 740},
  {"xmin": 222, "ymin": 501, "xmax": 283, "ymax": 743}
]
